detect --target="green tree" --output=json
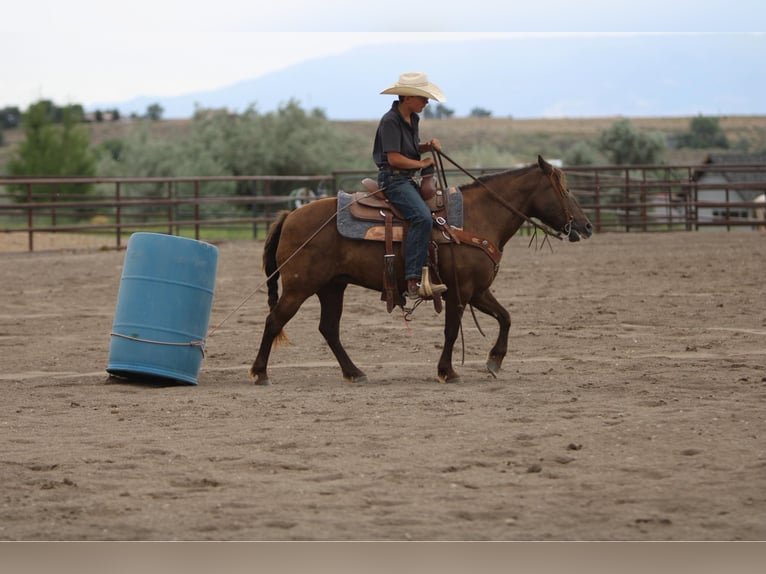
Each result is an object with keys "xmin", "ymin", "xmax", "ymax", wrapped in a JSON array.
[
  {"xmin": 563, "ymin": 141, "xmax": 607, "ymax": 166},
  {"xmin": 424, "ymin": 103, "xmax": 455, "ymax": 119},
  {"xmin": 8, "ymin": 101, "xmax": 96, "ymax": 199},
  {"xmin": 433, "ymin": 104, "xmax": 455, "ymax": 119},
  {"xmin": 98, "ymin": 138, "xmax": 125, "ymax": 162},
  {"xmin": 146, "ymin": 103, "xmax": 164, "ymax": 121},
  {"xmin": 98, "ymin": 100, "xmax": 369, "ymax": 182},
  {"xmin": 598, "ymin": 119, "xmax": 665, "ymax": 165},
  {"xmin": 96, "ymin": 121, "xmax": 232, "ymax": 218},
  {"xmin": 66, "ymin": 104, "xmax": 85, "ymax": 123},
  {"xmin": 96, "ymin": 101, "xmax": 368, "ymax": 218},
  {"xmin": 469, "ymin": 107, "xmax": 492, "ymax": 118},
  {"xmin": 677, "ymin": 115, "xmax": 729, "ymax": 149},
  {"xmin": 0, "ymin": 106, "xmax": 22, "ymax": 129}
]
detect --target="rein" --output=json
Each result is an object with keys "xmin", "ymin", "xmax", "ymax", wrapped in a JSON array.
[{"xmin": 435, "ymin": 149, "xmax": 565, "ymax": 242}]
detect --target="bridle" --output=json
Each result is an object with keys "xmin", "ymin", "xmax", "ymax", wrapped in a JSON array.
[{"xmin": 546, "ymin": 170, "xmax": 575, "ymax": 240}]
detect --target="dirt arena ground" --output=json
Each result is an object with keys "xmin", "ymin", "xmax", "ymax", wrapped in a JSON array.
[{"xmin": 1, "ymin": 230, "xmax": 764, "ymax": 541}]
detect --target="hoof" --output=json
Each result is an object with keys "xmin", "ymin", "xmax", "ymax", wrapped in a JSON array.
[
  {"xmin": 345, "ymin": 374, "xmax": 369, "ymax": 384},
  {"xmin": 438, "ymin": 374, "xmax": 462, "ymax": 384},
  {"xmin": 251, "ymin": 372, "xmax": 271, "ymax": 386},
  {"xmin": 486, "ymin": 358, "xmax": 501, "ymax": 378}
]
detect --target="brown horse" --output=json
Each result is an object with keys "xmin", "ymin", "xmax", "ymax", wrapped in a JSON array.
[{"xmin": 249, "ymin": 155, "xmax": 592, "ymax": 385}]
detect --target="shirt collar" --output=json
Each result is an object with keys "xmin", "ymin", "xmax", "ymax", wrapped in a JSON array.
[{"xmin": 391, "ymin": 100, "xmax": 419, "ymax": 129}]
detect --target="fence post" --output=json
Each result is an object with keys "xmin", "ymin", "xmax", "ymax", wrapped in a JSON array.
[
  {"xmin": 194, "ymin": 180, "xmax": 200, "ymax": 240},
  {"xmin": 26, "ymin": 182, "xmax": 34, "ymax": 252},
  {"xmin": 254, "ymin": 180, "xmax": 258, "ymax": 239},
  {"xmin": 725, "ymin": 187, "xmax": 731, "ymax": 232},
  {"xmin": 624, "ymin": 169, "xmax": 631, "ymax": 232},
  {"xmin": 593, "ymin": 170, "xmax": 601, "ymax": 233},
  {"xmin": 684, "ymin": 167, "xmax": 694, "ymax": 231},
  {"xmin": 51, "ymin": 186, "xmax": 57, "ymax": 231},
  {"xmin": 664, "ymin": 167, "xmax": 675, "ymax": 231},
  {"xmin": 691, "ymin": 170, "xmax": 699, "ymax": 231},
  {"xmin": 640, "ymin": 168, "xmax": 647, "ymax": 232},
  {"xmin": 263, "ymin": 180, "xmax": 272, "ymax": 239},
  {"xmin": 115, "ymin": 182, "xmax": 122, "ymax": 249},
  {"xmin": 167, "ymin": 181, "xmax": 173, "ymax": 236}
]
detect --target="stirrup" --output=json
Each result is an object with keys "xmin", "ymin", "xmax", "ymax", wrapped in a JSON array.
[{"xmin": 418, "ymin": 266, "xmax": 447, "ymax": 300}]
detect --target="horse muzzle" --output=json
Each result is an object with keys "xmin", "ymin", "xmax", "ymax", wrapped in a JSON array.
[{"xmin": 566, "ymin": 220, "xmax": 593, "ymax": 242}]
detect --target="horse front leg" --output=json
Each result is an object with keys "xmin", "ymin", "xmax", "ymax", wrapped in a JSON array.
[
  {"xmin": 437, "ymin": 297, "xmax": 466, "ymax": 384},
  {"xmin": 469, "ymin": 289, "xmax": 511, "ymax": 377},
  {"xmin": 317, "ymin": 283, "xmax": 368, "ymax": 383}
]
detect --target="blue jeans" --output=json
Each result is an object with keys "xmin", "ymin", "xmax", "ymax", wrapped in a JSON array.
[{"xmin": 377, "ymin": 170, "xmax": 432, "ymax": 281}]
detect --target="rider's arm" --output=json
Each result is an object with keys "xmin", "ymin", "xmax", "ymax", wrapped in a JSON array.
[{"xmin": 386, "ymin": 151, "xmax": 434, "ymax": 171}]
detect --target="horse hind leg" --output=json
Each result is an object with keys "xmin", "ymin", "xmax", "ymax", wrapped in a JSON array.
[
  {"xmin": 317, "ymin": 283, "xmax": 368, "ymax": 383},
  {"xmin": 249, "ymin": 292, "xmax": 305, "ymax": 386},
  {"xmin": 437, "ymin": 296, "xmax": 465, "ymax": 384}
]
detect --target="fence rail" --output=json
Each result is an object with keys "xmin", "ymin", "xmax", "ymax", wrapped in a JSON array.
[{"xmin": 1, "ymin": 164, "xmax": 764, "ymax": 252}]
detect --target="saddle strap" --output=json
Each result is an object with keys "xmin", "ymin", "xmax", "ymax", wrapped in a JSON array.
[
  {"xmin": 445, "ymin": 228, "xmax": 502, "ymax": 267},
  {"xmin": 382, "ymin": 211, "xmax": 397, "ymax": 313},
  {"xmin": 432, "ymin": 214, "xmax": 460, "ymax": 244},
  {"xmin": 427, "ymin": 242, "xmax": 443, "ymax": 314}
]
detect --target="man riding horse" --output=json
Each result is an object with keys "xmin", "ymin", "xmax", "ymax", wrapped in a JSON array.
[{"xmin": 373, "ymin": 72, "xmax": 449, "ymax": 304}]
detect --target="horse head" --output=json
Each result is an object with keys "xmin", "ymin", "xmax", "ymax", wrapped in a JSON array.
[{"xmin": 533, "ymin": 155, "xmax": 593, "ymax": 242}]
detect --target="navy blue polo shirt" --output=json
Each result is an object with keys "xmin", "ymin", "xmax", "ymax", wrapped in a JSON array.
[{"xmin": 373, "ymin": 100, "xmax": 421, "ymax": 169}]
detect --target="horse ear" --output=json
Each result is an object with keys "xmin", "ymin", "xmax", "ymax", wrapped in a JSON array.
[{"xmin": 538, "ymin": 155, "xmax": 552, "ymax": 174}]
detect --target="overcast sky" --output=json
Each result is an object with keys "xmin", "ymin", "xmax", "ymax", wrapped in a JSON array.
[{"xmin": 2, "ymin": 0, "xmax": 764, "ymax": 110}]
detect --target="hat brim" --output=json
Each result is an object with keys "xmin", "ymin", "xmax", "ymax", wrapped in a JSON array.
[{"xmin": 380, "ymin": 84, "xmax": 447, "ymax": 103}]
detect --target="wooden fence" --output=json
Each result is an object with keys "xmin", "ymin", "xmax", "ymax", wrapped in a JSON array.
[{"xmin": 1, "ymin": 164, "xmax": 764, "ymax": 252}]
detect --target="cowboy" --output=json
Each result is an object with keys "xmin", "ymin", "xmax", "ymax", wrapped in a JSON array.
[{"xmin": 373, "ymin": 72, "xmax": 449, "ymax": 304}]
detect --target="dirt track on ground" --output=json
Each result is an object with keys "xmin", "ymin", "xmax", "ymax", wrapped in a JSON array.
[{"xmin": 1, "ymin": 231, "xmax": 765, "ymax": 540}]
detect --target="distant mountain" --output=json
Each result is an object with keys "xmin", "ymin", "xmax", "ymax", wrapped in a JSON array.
[{"xmin": 100, "ymin": 35, "xmax": 766, "ymax": 120}]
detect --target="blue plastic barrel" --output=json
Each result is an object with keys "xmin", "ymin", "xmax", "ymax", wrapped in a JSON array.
[{"xmin": 107, "ymin": 233, "xmax": 219, "ymax": 385}]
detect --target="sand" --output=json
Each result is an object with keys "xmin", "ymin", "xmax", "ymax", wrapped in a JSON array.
[{"xmin": 1, "ymin": 230, "xmax": 764, "ymax": 540}]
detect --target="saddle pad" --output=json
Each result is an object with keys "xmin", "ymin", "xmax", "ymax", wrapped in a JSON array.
[{"xmin": 336, "ymin": 188, "xmax": 464, "ymax": 242}]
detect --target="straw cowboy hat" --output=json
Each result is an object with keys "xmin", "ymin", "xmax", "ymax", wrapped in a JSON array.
[{"xmin": 380, "ymin": 72, "xmax": 447, "ymax": 102}]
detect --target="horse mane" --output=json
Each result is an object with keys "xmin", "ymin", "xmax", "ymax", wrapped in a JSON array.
[
  {"xmin": 458, "ymin": 164, "xmax": 534, "ymax": 192},
  {"xmin": 460, "ymin": 162, "xmax": 568, "ymax": 193}
]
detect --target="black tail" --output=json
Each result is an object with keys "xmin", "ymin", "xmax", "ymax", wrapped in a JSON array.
[{"xmin": 263, "ymin": 210, "xmax": 290, "ymax": 311}]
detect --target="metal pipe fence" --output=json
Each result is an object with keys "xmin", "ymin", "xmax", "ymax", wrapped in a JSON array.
[{"xmin": 1, "ymin": 164, "xmax": 764, "ymax": 252}]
